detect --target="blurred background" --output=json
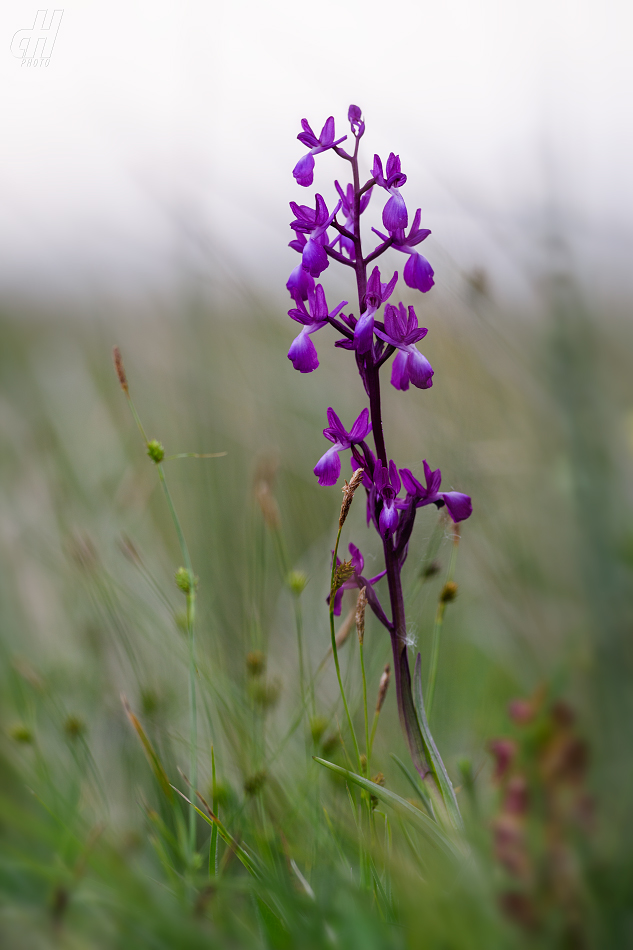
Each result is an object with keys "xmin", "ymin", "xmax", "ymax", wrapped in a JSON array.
[{"xmin": 1, "ymin": 0, "xmax": 633, "ymax": 946}]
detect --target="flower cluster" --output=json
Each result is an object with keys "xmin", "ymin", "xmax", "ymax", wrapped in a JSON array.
[{"xmin": 284, "ymin": 105, "xmax": 472, "ymax": 777}]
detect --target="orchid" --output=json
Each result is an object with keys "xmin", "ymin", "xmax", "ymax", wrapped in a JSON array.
[
  {"xmin": 329, "ymin": 542, "xmax": 386, "ymax": 616},
  {"xmin": 373, "ymin": 208, "xmax": 434, "ymax": 293},
  {"xmin": 372, "ymin": 153, "xmax": 408, "ymax": 232},
  {"xmin": 374, "ymin": 302, "xmax": 434, "ymax": 390},
  {"xmin": 313, "ymin": 408, "xmax": 371, "ymax": 486},
  {"xmin": 293, "ymin": 116, "xmax": 347, "ymax": 187},
  {"xmin": 290, "ymin": 194, "xmax": 341, "ymax": 278},
  {"xmin": 400, "ymin": 461, "xmax": 473, "ymax": 523},
  {"xmin": 285, "ymin": 106, "xmax": 472, "ymax": 799},
  {"xmin": 287, "ymin": 284, "xmax": 347, "ymax": 373}
]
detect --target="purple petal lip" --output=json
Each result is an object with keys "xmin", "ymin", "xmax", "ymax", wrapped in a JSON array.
[
  {"xmin": 404, "ymin": 253, "xmax": 434, "ymax": 293},
  {"xmin": 292, "ymin": 152, "xmax": 315, "ymax": 187},
  {"xmin": 441, "ymin": 492, "xmax": 472, "ymax": 523},
  {"xmin": 314, "ymin": 444, "xmax": 343, "ymax": 486},
  {"xmin": 288, "ymin": 329, "xmax": 320, "ymax": 373},
  {"xmin": 383, "ymin": 193, "xmax": 408, "ymax": 233}
]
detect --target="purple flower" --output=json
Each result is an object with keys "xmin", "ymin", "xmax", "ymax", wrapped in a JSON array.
[
  {"xmin": 286, "ymin": 258, "xmax": 315, "ymax": 303},
  {"xmin": 354, "ymin": 265, "xmax": 398, "ymax": 354},
  {"xmin": 293, "ymin": 116, "xmax": 348, "ymax": 187},
  {"xmin": 374, "ymin": 461, "xmax": 402, "ymax": 538},
  {"xmin": 374, "ymin": 302, "xmax": 433, "ymax": 391},
  {"xmin": 314, "ymin": 408, "xmax": 372, "ymax": 486},
  {"xmin": 373, "ymin": 153, "xmax": 408, "ymax": 232},
  {"xmin": 372, "ymin": 209, "xmax": 434, "ymax": 293},
  {"xmin": 400, "ymin": 461, "xmax": 472, "ymax": 523},
  {"xmin": 329, "ymin": 542, "xmax": 386, "ymax": 615},
  {"xmin": 290, "ymin": 194, "xmax": 341, "ymax": 278},
  {"xmin": 287, "ymin": 284, "xmax": 347, "ymax": 373},
  {"xmin": 348, "ymin": 104, "xmax": 364, "ymax": 137}
]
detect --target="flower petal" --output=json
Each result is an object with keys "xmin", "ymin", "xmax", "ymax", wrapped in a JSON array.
[
  {"xmin": 441, "ymin": 492, "xmax": 473, "ymax": 523},
  {"xmin": 292, "ymin": 152, "xmax": 315, "ymax": 187},
  {"xmin": 302, "ymin": 239, "xmax": 329, "ymax": 277},
  {"xmin": 406, "ymin": 348, "xmax": 434, "ymax": 390},
  {"xmin": 286, "ymin": 264, "xmax": 314, "ymax": 302},
  {"xmin": 404, "ymin": 252, "xmax": 434, "ymax": 292},
  {"xmin": 354, "ymin": 310, "xmax": 375, "ymax": 354},
  {"xmin": 383, "ymin": 193, "xmax": 408, "ymax": 232},
  {"xmin": 390, "ymin": 349, "xmax": 410, "ymax": 391},
  {"xmin": 349, "ymin": 407, "xmax": 371, "ymax": 442},
  {"xmin": 314, "ymin": 445, "xmax": 342, "ymax": 486},
  {"xmin": 288, "ymin": 329, "xmax": 319, "ymax": 373}
]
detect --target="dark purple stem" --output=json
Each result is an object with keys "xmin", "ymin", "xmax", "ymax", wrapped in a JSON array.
[{"xmin": 348, "ymin": 139, "xmax": 426, "ymax": 774}]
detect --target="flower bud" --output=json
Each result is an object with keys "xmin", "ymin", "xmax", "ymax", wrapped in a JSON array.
[
  {"xmin": 440, "ymin": 581, "xmax": 458, "ymax": 603},
  {"xmin": 9, "ymin": 723, "xmax": 33, "ymax": 744},
  {"xmin": 287, "ymin": 570, "xmax": 308, "ymax": 596},
  {"xmin": 175, "ymin": 567, "xmax": 197, "ymax": 594},
  {"xmin": 246, "ymin": 650, "xmax": 266, "ymax": 677},
  {"xmin": 64, "ymin": 715, "xmax": 84, "ymax": 739},
  {"xmin": 147, "ymin": 440, "xmax": 165, "ymax": 464}
]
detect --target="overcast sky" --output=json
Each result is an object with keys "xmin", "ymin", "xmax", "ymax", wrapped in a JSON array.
[{"xmin": 1, "ymin": 0, "xmax": 632, "ymax": 307}]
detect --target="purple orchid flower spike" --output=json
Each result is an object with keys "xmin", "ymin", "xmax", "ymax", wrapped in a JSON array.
[
  {"xmin": 373, "ymin": 153, "xmax": 408, "ymax": 232},
  {"xmin": 293, "ymin": 116, "xmax": 348, "ymax": 187},
  {"xmin": 314, "ymin": 407, "xmax": 372, "ymax": 486},
  {"xmin": 400, "ymin": 461, "xmax": 473, "ymax": 523},
  {"xmin": 373, "ymin": 208, "xmax": 434, "ymax": 293},
  {"xmin": 374, "ymin": 302, "xmax": 434, "ymax": 391},
  {"xmin": 374, "ymin": 460, "xmax": 402, "ymax": 538},
  {"xmin": 328, "ymin": 542, "xmax": 386, "ymax": 615},
  {"xmin": 354, "ymin": 265, "xmax": 398, "ymax": 354},
  {"xmin": 287, "ymin": 284, "xmax": 347, "ymax": 373},
  {"xmin": 290, "ymin": 194, "xmax": 341, "ymax": 278}
]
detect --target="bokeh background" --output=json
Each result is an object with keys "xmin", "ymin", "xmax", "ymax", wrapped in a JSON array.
[{"xmin": 1, "ymin": 0, "xmax": 633, "ymax": 946}]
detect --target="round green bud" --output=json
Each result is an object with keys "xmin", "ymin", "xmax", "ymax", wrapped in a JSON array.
[
  {"xmin": 175, "ymin": 567, "xmax": 197, "ymax": 594},
  {"xmin": 9, "ymin": 723, "xmax": 33, "ymax": 744},
  {"xmin": 287, "ymin": 570, "xmax": 308, "ymax": 596},
  {"xmin": 146, "ymin": 440, "xmax": 165, "ymax": 464},
  {"xmin": 64, "ymin": 715, "xmax": 84, "ymax": 739}
]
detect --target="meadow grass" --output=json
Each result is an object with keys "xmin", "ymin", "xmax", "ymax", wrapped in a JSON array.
[{"xmin": 0, "ymin": 276, "xmax": 632, "ymax": 948}]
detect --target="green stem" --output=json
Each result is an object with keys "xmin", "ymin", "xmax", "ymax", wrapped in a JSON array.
[
  {"xmin": 125, "ymin": 392, "xmax": 198, "ymax": 860},
  {"xmin": 329, "ymin": 525, "xmax": 362, "ymax": 770},
  {"xmin": 359, "ymin": 639, "xmax": 370, "ymax": 777}
]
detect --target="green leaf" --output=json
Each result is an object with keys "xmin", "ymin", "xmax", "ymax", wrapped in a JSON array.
[
  {"xmin": 412, "ymin": 654, "xmax": 464, "ymax": 833},
  {"xmin": 313, "ymin": 757, "xmax": 462, "ymax": 862}
]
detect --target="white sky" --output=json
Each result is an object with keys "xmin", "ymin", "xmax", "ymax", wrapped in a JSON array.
[{"xmin": 1, "ymin": 0, "xmax": 632, "ymax": 306}]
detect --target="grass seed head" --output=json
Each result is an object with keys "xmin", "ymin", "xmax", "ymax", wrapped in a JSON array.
[{"xmin": 146, "ymin": 440, "xmax": 165, "ymax": 464}]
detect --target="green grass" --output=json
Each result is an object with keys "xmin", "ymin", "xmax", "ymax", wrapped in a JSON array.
[{"xmin": 0, "ymin": 276, "xmax": 632, "ymax": 947}]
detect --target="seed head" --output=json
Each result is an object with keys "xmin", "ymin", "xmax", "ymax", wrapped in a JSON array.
[
  {"xmin": 246, "ymin": 650, "xmax": 266, "ymax": 677},
  {"xmin": 9, "ymin": 723, "xmax": 33, "ymax": 744},
  {"xmin": 64, "ymin": 715, "xmax": 85, "ymax": 739},
  {"xmin": 376, "ymin": 664, "xmax": 391, "ymax": 714},
  {"xmin": 244, "ymin": 770, "xmax": 267, "ymax": 797},
  {"xmin": 332, "ymin": 558, "xmax": 354, "ymax": 594},
  {"xmin": 355, "ymin": 586, "xmax": 367, "ymax": 645},
  {"xmin": 339, "ymin": 467, "xmax": 365, "ymax": 528},
  {"xmin": 147, "ymin": 440, "xmax": 165, "ymax": 464},
  {"xmin": 440, "ymin": 581, "xmax": 458, "ymax": 603},
  {"xmin": 175, "ymin": 567, "xmax": 197, "ymax": 594},
  {"xmin": 112, "ymin": 346, "xmax": 128, "ymax": 394},
  {"xmin": 310, "ymin": 716, "xmax": 328, "ymax": 744}
]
